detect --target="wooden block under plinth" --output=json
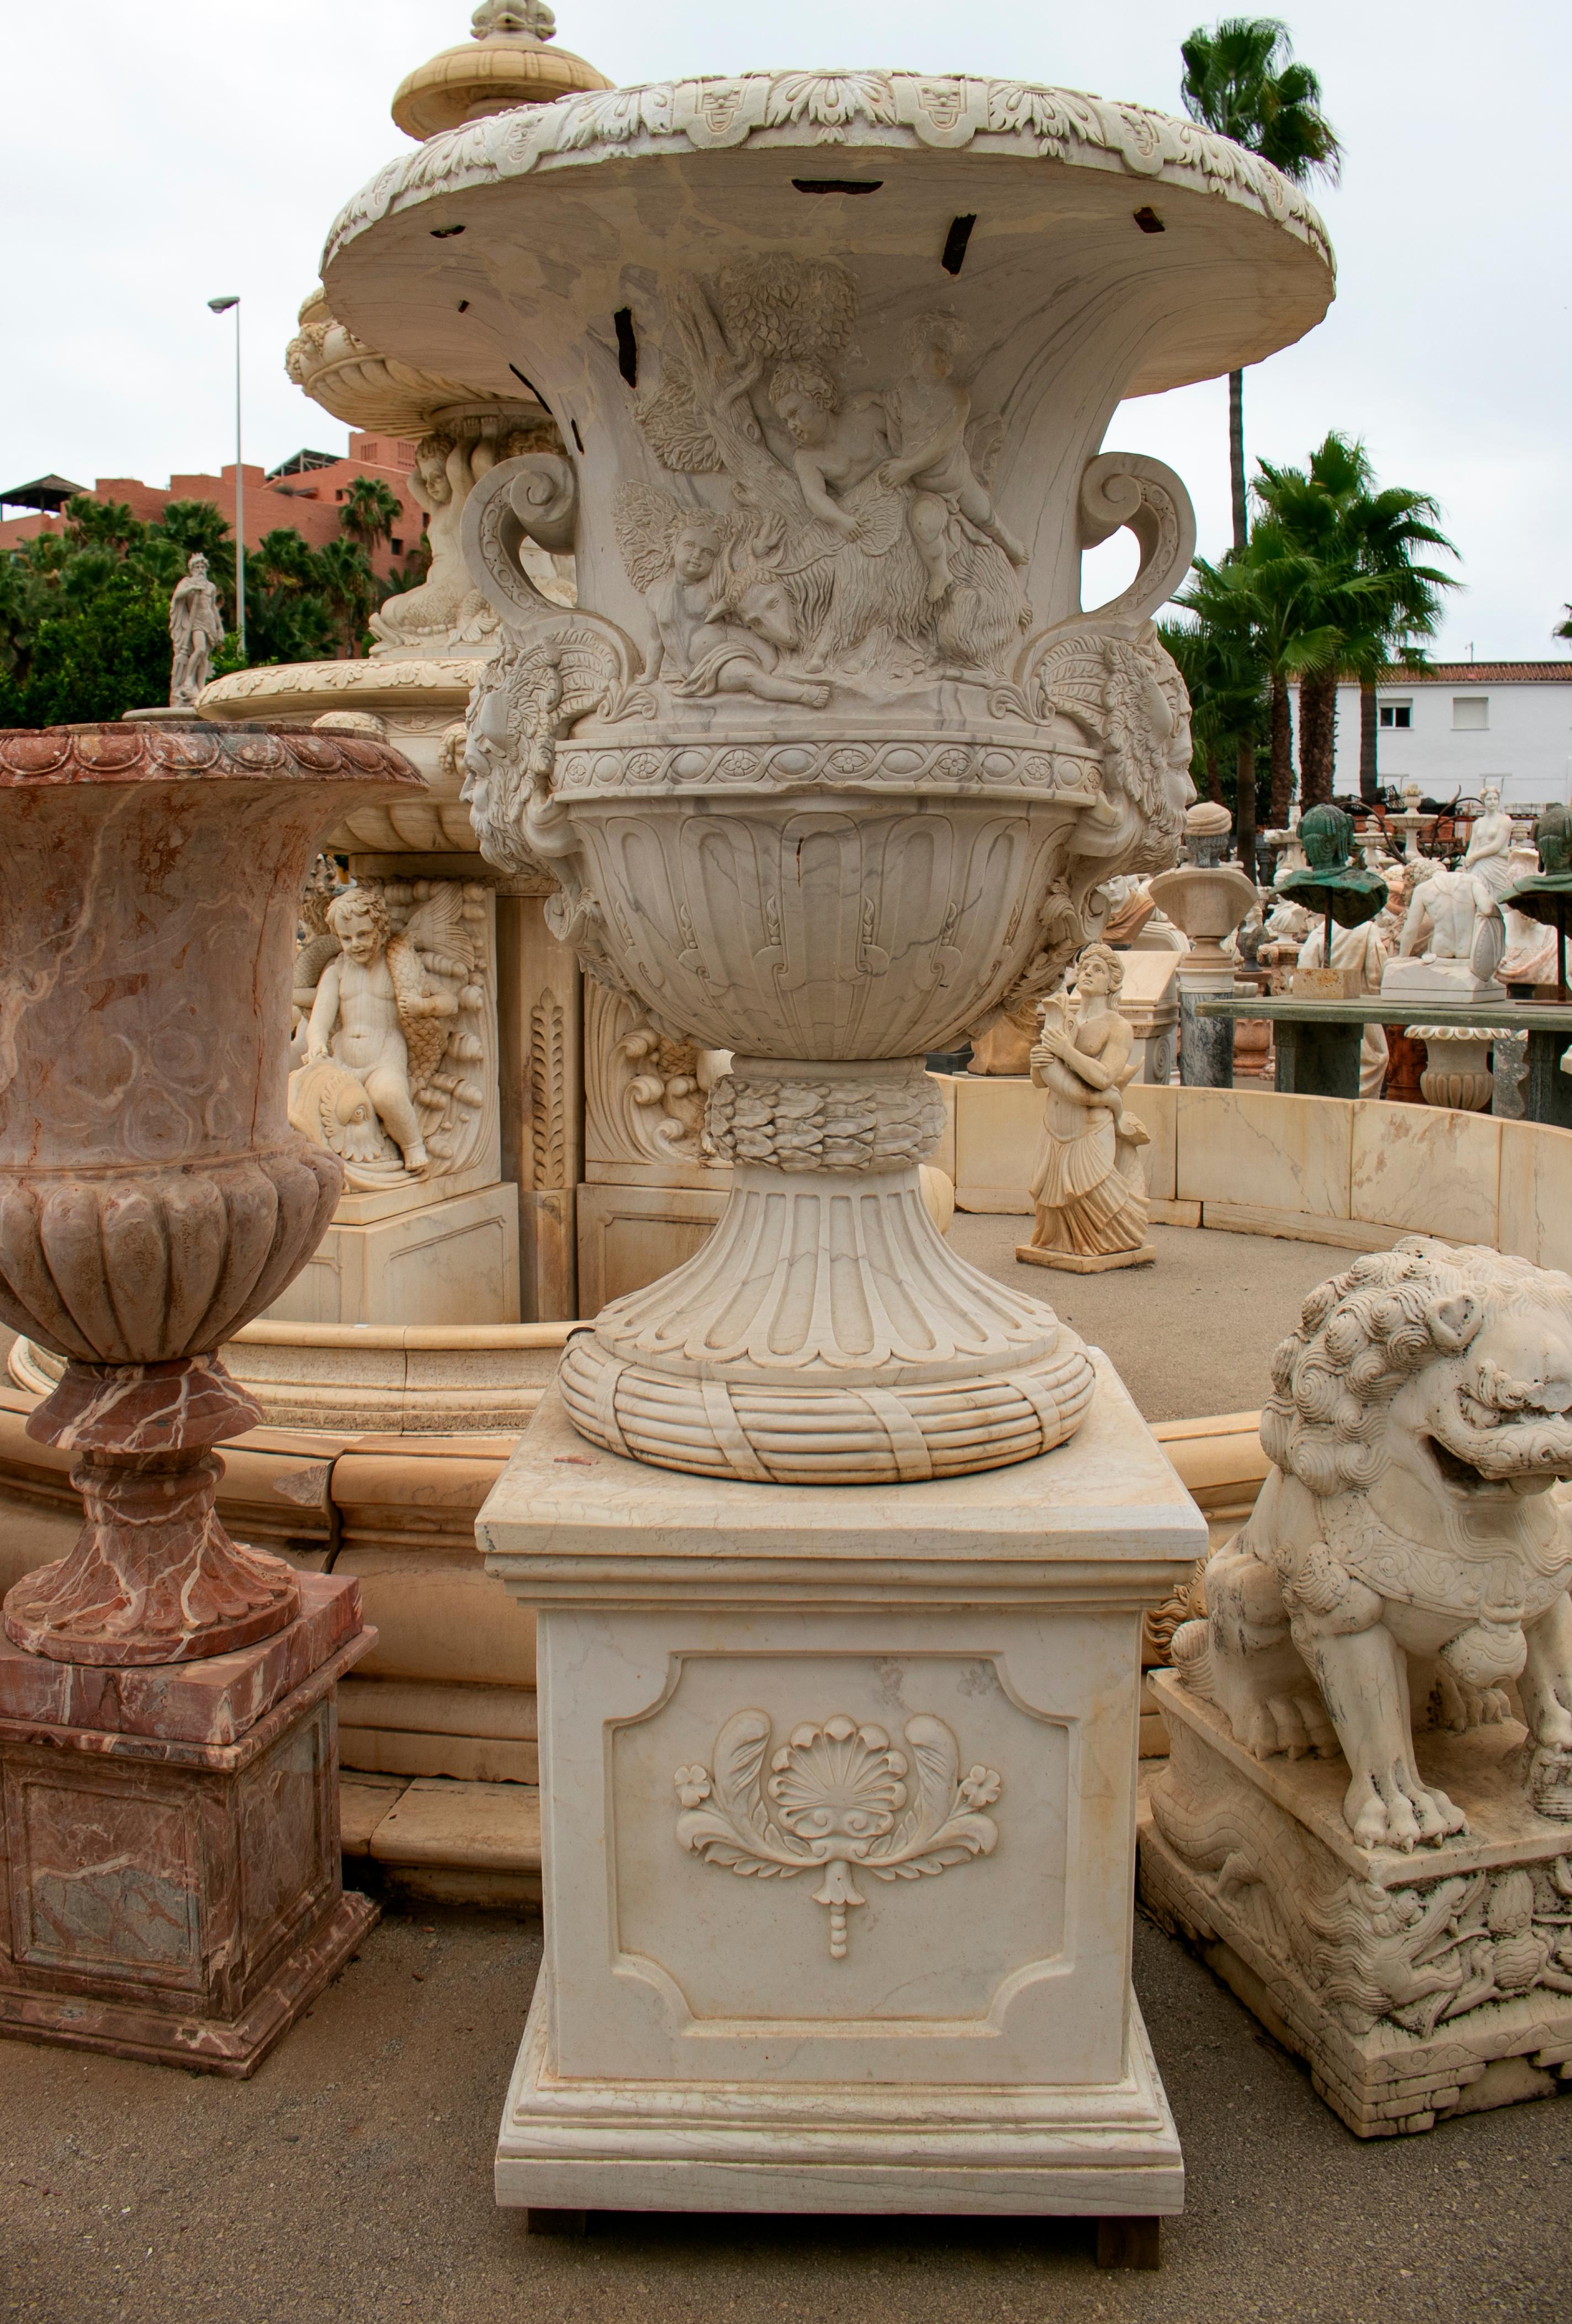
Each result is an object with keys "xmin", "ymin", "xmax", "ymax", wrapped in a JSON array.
[{"xmin": 1015, "ymin": 1243, "xmax": 1156, "ymax": 1273}]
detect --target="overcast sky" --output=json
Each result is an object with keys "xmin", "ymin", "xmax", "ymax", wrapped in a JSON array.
[{"xmin": 3, "ymin": 0, "xmax": 1566, "ymax": 661}]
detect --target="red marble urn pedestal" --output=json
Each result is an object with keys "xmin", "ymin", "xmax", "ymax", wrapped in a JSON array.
[{"xmin": 0, "ymin": 1571, "xmax": 377, "ymax": 2075}]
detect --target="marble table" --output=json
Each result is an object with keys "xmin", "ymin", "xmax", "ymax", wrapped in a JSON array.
[{"xmin": 1195, "ymin": 998, "xmax": 1572, "ymax": 1118}]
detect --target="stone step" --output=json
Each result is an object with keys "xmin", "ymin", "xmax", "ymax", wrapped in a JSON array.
[{"xmin": 340, "ymin": 1770, "xmax": 542, "ymax": 1910}]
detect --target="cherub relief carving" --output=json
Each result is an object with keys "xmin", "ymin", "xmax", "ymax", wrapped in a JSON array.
[
  {"xmin": 625, "ymin": 253, "xmax": 1030, "ymax": 695},
  {"xmin": 613, "ymin": 492, "xmax": 829, "ymax": 707},
  {"xmin": 881, "ymin": 313, "xmax": 1027, "ymax": 600},
  {"xmin": 288, "ymin": 880, "xmax": 494, "ymax": 1189}
]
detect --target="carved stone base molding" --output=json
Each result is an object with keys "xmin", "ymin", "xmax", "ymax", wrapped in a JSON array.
[
  {"xmin": 499, "ymin": 1967, "xmax": 1180, "ymax": 2220},
  {"xmin": 1140, "ymin": 1675, "xmax": 1572, "ymax": 2137},
  {"xmin": 478, "ymin": 1365, "xmax": 1201, "ymax": 2221},
  {"xmin": 0, "ymin": 1572, "xmax": 377, "ymax": 2074},
  {"xmin": 562, "ymin": 1058, "xmax": 1093, "ymax": 1483}
]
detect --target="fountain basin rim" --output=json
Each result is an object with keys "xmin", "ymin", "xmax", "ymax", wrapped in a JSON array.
[{"xmin": 326, "ymin": 70, "xmax": 1333, "ymax": 277}]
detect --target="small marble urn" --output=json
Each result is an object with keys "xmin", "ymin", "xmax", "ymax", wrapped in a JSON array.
[{"xmin": 0, "ymin": 722, "xmax": 423, "ymax": 1665}]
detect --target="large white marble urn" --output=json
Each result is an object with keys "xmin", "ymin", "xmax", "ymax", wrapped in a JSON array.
[{"xmin": 322, "ymin": 70, "xmax": 1332, "ymax": 1481}]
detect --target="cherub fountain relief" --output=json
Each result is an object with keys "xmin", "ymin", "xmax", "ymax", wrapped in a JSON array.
[{"xmin": 288, "ymin": 878, "xmax": 496, "ymax": 1189}]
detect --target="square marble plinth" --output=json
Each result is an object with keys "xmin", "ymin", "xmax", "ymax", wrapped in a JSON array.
[
  {"xmin": 477, "ymin": 1362, "xmax": 1203, "ymax": 2218},
  {"xmin": 1140, "ymin": 1673, "xmax": 1572, "ymax": 2137},
  {"xmin": 0, "ymin": 1574, "xmax": 377, "ymax": 2076},
  {"xmin": 1015, "ymin": 1243, "xmax": 1157, "ymax": 1274},
  {"xmin": 268, "ymin": 1179, "xmax": 520, "ymax": 1327}
]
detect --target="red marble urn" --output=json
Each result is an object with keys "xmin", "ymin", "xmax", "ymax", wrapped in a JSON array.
[{"xmin": 0, "ymin": 722, "xmax": 422, "ymax": 1665}]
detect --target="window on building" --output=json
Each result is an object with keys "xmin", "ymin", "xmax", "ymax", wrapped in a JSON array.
[
  {"xmin": 1453, "ymin": 696, "xmax": 1489, "ymax": 730},
  {"xmin": 390, "ymin": 537, "xmax": 403, "ymax": 554},
  {"xmin": 1379, "ymin": 702, "xmax": 1412, "ymax": 729}
]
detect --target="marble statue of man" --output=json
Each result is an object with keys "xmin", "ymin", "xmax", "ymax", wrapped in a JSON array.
[{"xmin": 168, "ymin": 552, "xmax": 225, "ymax": 708}]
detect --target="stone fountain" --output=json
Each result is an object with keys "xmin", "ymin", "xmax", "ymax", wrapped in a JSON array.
[{"xmin": 318, "ymin": 64, "xmax": 1332, "ymax": 2238}]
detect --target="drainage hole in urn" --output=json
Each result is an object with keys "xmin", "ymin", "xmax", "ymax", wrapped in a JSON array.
[
  {"xmin": 613, "ymin": 307, "xmax": 638, "ymax": 388},
  {"xmin": 941, "ymin": 215, "xmax": 976, "ymax": 275}
]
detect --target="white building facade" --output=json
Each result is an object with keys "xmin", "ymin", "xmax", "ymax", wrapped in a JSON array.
[{"xmin": 1305, "ymin": 663, "xmax": 1572, "ymax": 809}]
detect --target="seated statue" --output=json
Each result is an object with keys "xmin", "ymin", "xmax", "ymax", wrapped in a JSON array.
[
  {"xmin": 1171, "ymin": 1239, "xmax": 1572, "ymax": 1846},
  {"xmin": 1382, "ymin": 860, "xmax": 1506, "ymax": 997},
  {"xmin": 296, "ymin": 887, "xmax": 456, "ymax": 1176},
  {"xmin": 1017, "ymin": 944, "xmax": 1152, "ymax": 1272}
]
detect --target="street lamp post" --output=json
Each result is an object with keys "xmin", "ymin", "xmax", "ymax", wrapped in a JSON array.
[{"xmin": 207, "ymin": 295, "xmax": 245, "ymax": 658}]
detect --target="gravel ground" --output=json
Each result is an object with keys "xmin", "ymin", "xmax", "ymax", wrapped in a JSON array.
[
  {"xmin": 2, "ymin": 1898, "xmax": 1567, "ymax": 2324},
  {"xmin": 946, "ymin": 1216, "xmax": 1353, "ymax": 1421}
]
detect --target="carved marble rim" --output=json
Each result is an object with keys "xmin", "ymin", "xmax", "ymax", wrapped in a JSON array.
[
  {"xmin": 199, "ymin": 660, "xmax": 487, "ymax": 712},
  {"xmin": 324, "ymin": 72, "xmax": 1333, "ymax": 278},
  {"xmin": 554, "ymin": 737, "xmax": 1106, "ymax": 800},
  {"xmin": 0, "ymin": 723, "xmax": 422, "ymax": 789}
]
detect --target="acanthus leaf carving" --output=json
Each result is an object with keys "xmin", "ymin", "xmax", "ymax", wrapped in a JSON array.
[
  {"xmin": 675, "ymin": 1709, "xmax": 1002, "ymax": 1958},
  {"xmin": 528, "ymin": 986, "xmax": 568, "ymax": 1188},
  {"xmin": 583, "ymin": 976, "xmax": 726, "ymax": 1171}
]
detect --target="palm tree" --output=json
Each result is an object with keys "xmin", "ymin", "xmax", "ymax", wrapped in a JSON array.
[
  {"xmin": 314, "ymin": 536, "xmax": 380, "ymax": 658},
  {"xmin": 1160, "ymin": 602, "xmax": 1271, "ymax": 875},
  {"xmin": 1252, "ymin": 434, "xmax": 1457, "ymax": 807},
  {"xmin": 1178, "ymin": 542, "xmax": 1337, "ymax": 840},
  {"xmin": 339, "ymin": 475, "xmax": 401, "ymax": 559},
  {"xmin": 1557, "ymin": 605, "xmax": 1572, "ymax": 643},
  {"xmin": 1179, "ymin": 18, "xmax": 1342, "ymax": 550}
]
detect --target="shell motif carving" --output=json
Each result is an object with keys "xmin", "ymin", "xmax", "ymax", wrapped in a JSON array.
[{"xmin": 675, "ymin": 1709, "xmax": 1002, "ymax": 1958}]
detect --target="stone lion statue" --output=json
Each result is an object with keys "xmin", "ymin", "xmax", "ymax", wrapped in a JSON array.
[{"xmin": 1172, "ymin": 1238, "xmax": 1572, "ymax": 1851}]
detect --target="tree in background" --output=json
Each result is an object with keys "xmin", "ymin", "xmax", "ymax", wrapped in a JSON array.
[
  {"xmin": 0, "ymin": 486, "xmax": 409, "ymax": 724},
  {"xmin": 313, "ymin": 534, "xmax": 381, "ymax": 659},
  {"xmin": 1167, "ymin": 435, "xmax": 1457, "ymax": 850},
  {"xmin": 1252, "ymin": 434, "xmax": 1455, "ymax": 807},
  {"xmin": 1556, "ymin": 605, "xmax": 1572, "ymax": 643},
  {"xmin": 1160, "ymin": 589, "xmax": 1272, "ymax": 874},
  {"xmin": 338, "ymin": 474, "xmax": 401, "ymax": 559},
  {"xmin": 1179, "ymin": 17, "xmax": 1342, "ymax": 550},
  {"xmin": 1171, "ymin": 540, "xmax": 1332, "ymax": 866}
]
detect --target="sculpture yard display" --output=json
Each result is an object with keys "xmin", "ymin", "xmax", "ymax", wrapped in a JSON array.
[
  {"xmin": 317, "ymin": 57, "xmax": 1332, "ymax": 2240},
  {"xmin": 0, "ymin": 719, "xmax": 422, "ymax": 2069},
  {"xmin": 1141, "ymin": 1238, "xmax": 1572, "ymax": 2135},
  {"xmin": 1146, "ymin": 800, "xmax": 1260, "ymax": 1088}
]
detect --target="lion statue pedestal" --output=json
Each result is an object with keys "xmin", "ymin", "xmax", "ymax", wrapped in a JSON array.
[{"xmin": 1139, "ymin": 1237, "xmax": 1572, "ymax": 2136}]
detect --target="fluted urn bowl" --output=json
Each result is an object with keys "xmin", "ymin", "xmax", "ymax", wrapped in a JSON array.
[
  {"xmin": 322, "ymin": 68, "xmax": 1333, "ymax": 1482},
  {"xmin": 0, "ymin": 722, "xmax": 424, "ymax": 1660}
]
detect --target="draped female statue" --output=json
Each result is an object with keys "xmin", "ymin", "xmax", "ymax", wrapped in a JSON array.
[{"xmin": 1018, "ymin": 944, "xmax": 1154, "ymax": 1274}]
